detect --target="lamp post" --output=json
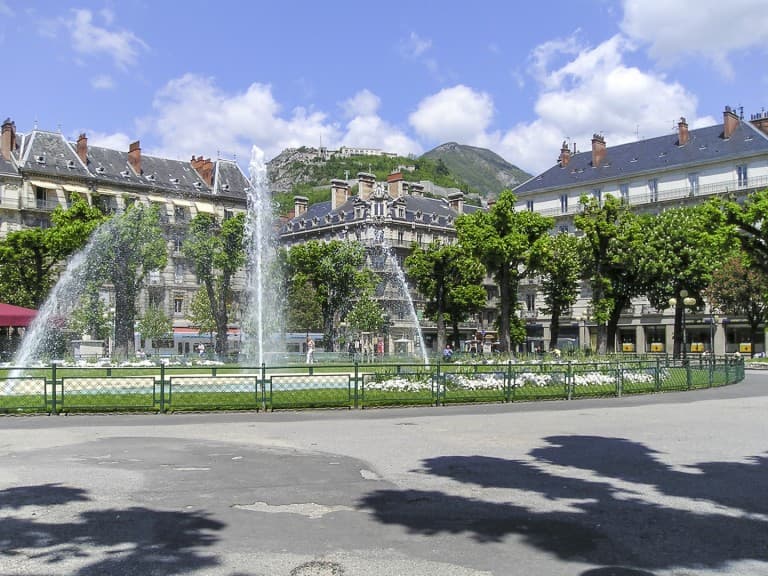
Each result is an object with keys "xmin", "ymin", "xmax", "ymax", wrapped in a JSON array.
[
  {"xmin": 579, "ymin": 314, "xmax": 590, "ymax": 353},
  {"xmin": 708, "ymin": 312, "xmax": 719, "ymax": 356},
  {"xmin": 669, "ymin": 290, "xmax": 697, "ymax": 360}
]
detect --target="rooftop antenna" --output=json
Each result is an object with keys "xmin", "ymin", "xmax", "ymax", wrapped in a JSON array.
[
  {"xmin": 739, "ymin": 105, "xmax": 744, "ymax": 120},
  {"xmin": 33, "ymin": 118, "xmax": 38, "ymax": 130},
  {"xmin": 636, "ymin": 124, "xmax": 640, "ymax": 140},
  {"xmin": 57, "ymin": 123, "xmax": 62, "ymax": 133}
]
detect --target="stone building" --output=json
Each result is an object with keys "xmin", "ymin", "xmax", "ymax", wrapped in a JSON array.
[
  {"xmin": 512, "ymin": 106, "xmax": 768, "ymax": 355},
  {"xmin": 279, "ymin": 171, "xmax": 488, "ymax": 354},
  {"xmin": 0, "ymin": 118, "xmax": 249, "ymax": 354}
]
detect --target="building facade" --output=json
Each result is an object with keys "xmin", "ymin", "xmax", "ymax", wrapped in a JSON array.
[
  {"xmin": 512, "ymin": 106, "xmax": 768, "ymax": 355},
  {"xmin": 0, "ymin": 118, "xmax": 249, "ymax": 355}
]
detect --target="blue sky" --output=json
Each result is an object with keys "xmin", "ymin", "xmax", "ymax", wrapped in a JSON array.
[{"xmin": 2, "ymin": 0, "xmax": 767, "ymax": 174}]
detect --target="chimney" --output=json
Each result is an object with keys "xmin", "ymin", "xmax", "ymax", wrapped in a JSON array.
[
  {"xmin": 447, "ymin": 191, "xmax": 465, "ymax": 214},
  {"xmin": 191, "ymin": 155, "xmax": 214, "ymax": 186},
  {"xmin": 358, "ymin": 172, "xmax": 375, "ymax": 201},
  {"xmin": 723, "ymin": 105, "xmax": 740, "ymax": 139},
  {"xmin": 750, "ymin": 110, "xmax": 768, "ymax": 137},
  {"xmin": 330, "ymin": 179, "xmax": 349, "ymax": 210},
  {"xmin": 294, "ymin": 195, "xmax": 308, "ymax": 217},
  {"xmin": 386, "ymin": 171, "xmax": 405, "ymax": 197},
  {"xmin": 591, "ymin": 133, "xmax": 606, "ymax": 168},
  {"xmin": 76, "ymin": 133, "xmax": 88, "ymax": 164},
  {"xmin": 1, "ymin": 118, "xmax": 16, "ymax": 161},
  {"xmin": 677, "ymin": 117, "xmax": 689, "ymax": 146},
  {"xmin": 128, "ymin": 141, "xmax": 142, "ymax": 175},
  {"xmin": 558, "ymin": 140, "xmax": 571, "ymax": 167}
]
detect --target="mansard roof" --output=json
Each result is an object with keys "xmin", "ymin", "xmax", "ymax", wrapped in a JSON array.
[
  {"xmin": 213, "ymin": 159, "xmax": 249, "ymax": 201},
  {"xmin": 0, "ymin": 155, "xmax": 17, "ymax": 176},
  {"xmin": 281, "ymin": 189, "xmax": 474, "ymax": 235},
  {"xmin": 514, "ymin": 119, "xmax": 768, "ymax": 196},
  {"xmin": 18, "ymin": 130, "xmax": 90, "ymax": 179}
]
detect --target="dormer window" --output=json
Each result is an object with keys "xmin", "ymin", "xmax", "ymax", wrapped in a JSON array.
[
  {"xmin": 66, "ymin": 160, "xmax": 75, "ymax": 169},
  {"xmin": 121, "ymin": 170, "xmax": 131, "ymax": 178},
  {"xmin": 96, "ymin": 166, "xmax": 106, "ymax": 174},
  {"xmin": 415, "ymin": 210, "xmax": 422, "ymax": 220},
  {"xmin": 324, "ymin": 214, "xmax": 331, "ymax": 223},
  {"xmin": 222, "ymin": 184, "xmax": 230, "ymax": 192},
  {"xmin": 147, "ymin": 174, "xmax": 156, "ymax": 182},
  {"xmin": 431, "ymin": 213, "xmax": 438, "ymax": 222},
  {"xmin": 300, "ymin": 219, "xmax": 306, "ymax": 229},
  {"xmin": 193, "ymin": 181, "xmax": 203, "ymax": 189},
  {"xmin": 313, "ymin": 216, "xmax": 320, "ymax": 225},
  {"xmin": 169, "ymin": 177, "xmax": 179, "ymax": 184},
  {"xmin": 398, "ymin": 207, "xmax": 405, "ymax": 219},
  {"xmin": 35, "ymin": 155, "xmax": 45, "ymax": 165}
]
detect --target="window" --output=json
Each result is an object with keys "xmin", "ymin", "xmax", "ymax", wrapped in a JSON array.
[
  {"xmin": 560, "ymin": 194, "xmax": 568, "ymax": 213},
  {"xmin": 35, "ymin": 187, "xmax": 48, "ymax": 209},
  {"xmin": 525, "ymin": 293, "xmax": 536, "ymax": 312},
  {"xmin": 173, "ymin": 297, "xmax": 183, "ymax": 314},
  {"xmin": 373, "ymin": 201, "xmax": 384, "ymax": 217},
  {"xmin": 592, "ymin": 188, "xmax": 602, "ymax": 205},
  {"xmin": 619, "ymin": 183, "xmax": 629, "ymax": 204},
  {"xmin": 526, "ymin": 200, "xmax": 534, "ymax": 212},
  {"xmin": 224, "ymin": 209, "xmax": 234, "ymax": 221},
  {"xmin": 174, "ymin": 263, "xmax": 184, "ymax": 283},
  {"xmin": 558, "ymin": 225, "xmax": 569, "ymax": 234},
  {"xmin": 397, "ymin": 230, "xmax": 404, "ymax": 244},
  {"xmin": 174, "ymin": 205, "xmax": 188, "ymax": 222},
  {"xmin": 688, "ymin": 173, "xmax": 699, "ymax": 196},
  {"xmin": 398, "ymin": 207, "xmax": 405, "ymax": 218},
  {"xmin": 648, "ymin": 178, "xmax": 658, "ymax": 202},
  {"xmin": 737, "ymin": 165, "xmax": 748, "ymax": 187},
  {"xmin": 173, "ymin": 237, "xmax": 183, "ymax": 254}
]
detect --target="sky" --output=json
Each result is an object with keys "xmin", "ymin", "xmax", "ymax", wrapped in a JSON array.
[{"xmin": 1, "ymin": 0, "xmax": 767, "ymax": 175}]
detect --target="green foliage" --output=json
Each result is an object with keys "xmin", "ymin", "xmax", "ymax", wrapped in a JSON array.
[
  {"xmin": 0, "ymin": 195, "xmax": 106, "ymax": 307},
  {"xmin": 345, "ymin": 291, "xmax": 385, "ymax": 335},
  {"xmin": 137, "ymin": 306, "xmax": 173, "ymax": 354},
  {"xmin": 456, "ymin": 190, "xmax": 553, "ymax": 352},
  {"xmin": 405, "ymin": 242, "xmax": 486, "ymax": 351},
  {"xmin": 287, "ymin": 240, "xmax": 371, "ymax": 348},
  {"xmin": 86, "ymin": 203, "xmax": 167, "ymax": 359},
  {"xmin": 704, "ymin": 254, "xmax": 768, "ymax": 355},
  {"xmin": 183, "ymin": 212, "xmax": 245, "ymax": 355},
  {"xmin": 69, "ymin": 286, "xmax": 110, "ymax": 341},
  {"xmin": 719, "ymin": 188, "xmax": 768, "ymax": 274},
  {"xmin": 285, "ymin": 280, "xmax": 323, "ymax": 333},
  {"xmin": 538, "ymin": 232, "xmax": 581, "ymax": 349},
  {"xmin": 186, "ymin": 287, "xmax": 218, "ymax": 337}
]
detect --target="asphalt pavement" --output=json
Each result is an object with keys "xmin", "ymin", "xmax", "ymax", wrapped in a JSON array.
[{"xmin": 2, "ymin": 372, "xmax": 768, "ymax": 576}]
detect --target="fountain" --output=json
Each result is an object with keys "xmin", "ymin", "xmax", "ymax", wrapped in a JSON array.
[
  {"xmin": 367, "ymin": 226, "xmax": 429, "ymax": 366},
  {"xmin": 242, "ymin": 146, "xmax": 281, "ymax": 366}
]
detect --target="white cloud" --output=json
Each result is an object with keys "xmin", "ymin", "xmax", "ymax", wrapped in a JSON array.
[
  {"xmin": 138, "ymin": 74, "xmax": 339, "ymax": 162},
  {"xmin": 139, "ymin": 77, "xmax": 421, "ymax": 162},
  {"xmin": 85, "ymin": 130, "xmax": 132, "ymax": 152},
  {"xmin": 401, "ymin": 32, "xmax": 432, "ymax": 58},
  {"xmin": 409, "ymin": 85, "xmax": 496, "ymax": 147},
  {"xmin": 620, "ymin": 0, "xmax": 768, "ymax": 78},
  {"xmin": 65, "ymin": 9, "xmax": 147, "ymax": 69},
  {"xmin": 90, "ymin": 75, "xmax": 114, "ymax": 90},
  {"xmin": 0, "ymin": 1, "xmax": 13, "ymax": 17},
  {"xmin": 496, "ymin": 34, "xmax": 711, "ymax": 174}
]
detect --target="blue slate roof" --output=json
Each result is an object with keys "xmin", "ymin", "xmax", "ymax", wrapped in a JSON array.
[
  {"xmin": 514, "ymin": 118, "xmax": 768, "ymax": 197},
  {"xmin": 281, "ymin": 190, "xmax": 472, "ymax": 235}
]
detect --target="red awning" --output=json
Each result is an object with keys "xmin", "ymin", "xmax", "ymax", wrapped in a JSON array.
[{"xmin": 0, "ymin": 303, "xmax": 37, "ymax": 327}]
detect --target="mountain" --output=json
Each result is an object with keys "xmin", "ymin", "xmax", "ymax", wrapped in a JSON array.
[{"xmin": 420, "ymin": 143, "xmax": 531, "ymax": 198}]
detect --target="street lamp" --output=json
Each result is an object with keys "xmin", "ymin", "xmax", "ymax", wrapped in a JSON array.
[
  {"xmin": 669, "ymin": 290, "xmax": 696, "ymax": 360},
  {"xmin": 579, "ymin": 313, "xmax": 590, "ymax": 353}
]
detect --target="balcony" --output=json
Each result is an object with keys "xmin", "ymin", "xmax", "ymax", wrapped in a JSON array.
[{"xmin": 534, "ymin": 175, "xmax": 768, "ymax": 217}]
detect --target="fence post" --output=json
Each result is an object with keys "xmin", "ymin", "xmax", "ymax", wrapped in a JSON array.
[
  {"xmin": 51, "ymin": 362, "xmax": 58, "ymax": 415},
  {"xmin": 261, "ymin": 363, "xmax": 267, "ymax": 411},
  {"xmin": 617, "ymin": 367, "xmax": 623, "ymax": 397},
  {"xmin": 655, "ymin": 357, "xmax": 661, "ymax": 391},
  {"xmin": 354, "ymin": 361, "xmax": 359, "ymax": 409},
  {"xmin": 506, "ymin": 360, "xmax": 512, "ymax": 403},
  {"xmin": 435, "ymin": 361, "xmax": 441, "ymax": 406},
  {"xmin": 567, "ymin": 361, "xmax": 573, "ymax": 400},
  {"xmin": 686, "ymin": 360, "xmax": 692, "ymax": 390},
  {"xmin": 159, "ymin": 362, "xmax": 166, "ymax": 413}
]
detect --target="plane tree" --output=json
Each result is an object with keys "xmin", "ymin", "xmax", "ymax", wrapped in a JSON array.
[
  {"xmin": 537, "ymin": 232, "xmax": 581, "ymax": 351},
  {"xmin": 183, "ymin": 212, "xmax": 246, "ymax": 356},
  {"xmin": 455, "ymin": 190, "xmax": 553, "ymax": 353},
  {"xmin": 405, "ymin": 242, "xmax": 486, "ymax": 352}
]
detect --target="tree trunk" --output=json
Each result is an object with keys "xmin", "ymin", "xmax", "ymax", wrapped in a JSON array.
[
  {"xmin": 548, "ymin": 307, "xmax": 560, "ymax": 351},
  {"xmin": 498, "ymin": 266, "xmax": 512, "ymax": 353}
]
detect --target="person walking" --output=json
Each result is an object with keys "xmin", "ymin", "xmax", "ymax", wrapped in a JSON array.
[{"xmin": 306, "ymin": 337, "xmax": 315, "ymax": 364}]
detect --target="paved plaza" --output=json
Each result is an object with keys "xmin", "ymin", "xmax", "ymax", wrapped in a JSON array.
[{"xmin": 1, "ymin": 372, "xmax": 768, "ymax": 576}]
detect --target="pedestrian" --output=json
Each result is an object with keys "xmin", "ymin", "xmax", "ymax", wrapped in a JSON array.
[
  {"xmin": 306, "ymin": 337, "xmax": 315, "ymax": 364},
  {"xmin": 198, "ymin": 343, "xmax": 205, "ymax": 358}
]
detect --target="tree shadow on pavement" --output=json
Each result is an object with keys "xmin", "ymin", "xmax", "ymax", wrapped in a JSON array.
[
  {"xmin": 358, "ymin": 435, "xmax": 768, "ymax": 573},
  {"xmin": 0, "ymin": 483, "xmax": 225, "ymax": 575}
]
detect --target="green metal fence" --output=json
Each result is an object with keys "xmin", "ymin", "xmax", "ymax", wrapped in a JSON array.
[{"xmin": 0, "ymin": 356, "xmax": 746, "ymax": 414}]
